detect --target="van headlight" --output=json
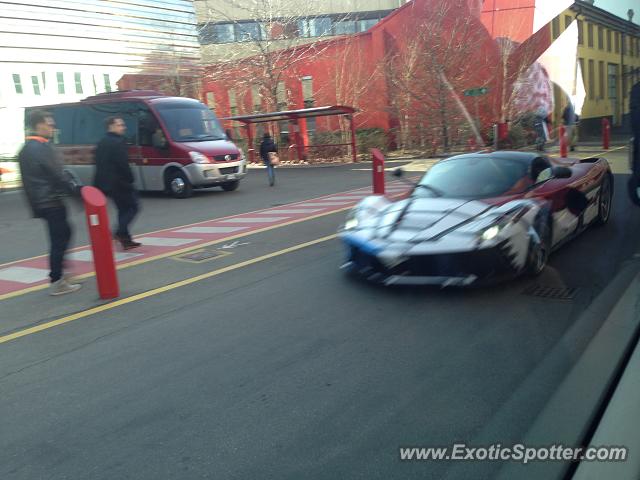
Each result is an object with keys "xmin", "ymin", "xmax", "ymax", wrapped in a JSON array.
[
  {"xmin": 481, "ymin": 225, "xmax": 501, "ymax": 241},
  {"xmin": 189, "ymin": 152, "xmax": 210, "ymax": 164}
]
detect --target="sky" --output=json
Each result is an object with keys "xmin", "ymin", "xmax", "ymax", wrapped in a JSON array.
[{"xmin": 594, "ymin": 0, "xmax": 638, "ymax": 23}]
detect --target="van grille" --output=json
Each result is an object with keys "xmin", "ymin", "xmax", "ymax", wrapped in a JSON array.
[
  {"xmin": 219, "ymin": 167, "xmax": 238, "ymax": 175},
  {"xmin": 214, "ymin": 154, "xmax": 238, "ymax": 162}
]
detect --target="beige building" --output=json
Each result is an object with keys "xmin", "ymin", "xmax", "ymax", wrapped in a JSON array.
[{"xmin": 194, "ymin": 0, "xmax": 408, "ymax": 62}]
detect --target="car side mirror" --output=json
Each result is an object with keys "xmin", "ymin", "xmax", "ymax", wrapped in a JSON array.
[
  {"xmin": 393, "ymin": 167, "xmax": 404, "ymax": 178},
  {"xmin": 566, "ymin": 188, "xmax": 588, "ymax": 215},
  {"xmin": 551, "ymin": 166, "xmax": 572, "ymax": 179}
]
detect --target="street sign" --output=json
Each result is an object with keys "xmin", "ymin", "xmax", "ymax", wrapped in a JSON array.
[{"xmin": 464, "ymin": 87, "xmax": 489, "ymax": 97}]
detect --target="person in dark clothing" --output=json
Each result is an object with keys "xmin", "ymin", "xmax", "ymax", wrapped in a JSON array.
[
  {"xmin": 562, "ymin": 102, "xmax": 577, "ymax": 151},
  {"xmin": 94, "ymin": 116, "xmax": 141, "ymax": 249},
  {"xmin": 259, "ymin": 132, "xmax": 278, "ymax": 186},
  {"xmin": 18, "ymin": 110, "xmax": 81, "ymax": 296}
]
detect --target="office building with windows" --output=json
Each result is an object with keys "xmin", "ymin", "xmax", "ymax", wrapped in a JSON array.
[{"xmin": 0, "ymin": 0, "xmax": 200, "ymax": 158}]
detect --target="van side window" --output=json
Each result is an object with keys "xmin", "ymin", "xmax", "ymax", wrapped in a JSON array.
[
  {"xmin": 50, "ymin": 106, "xmax": 74, "ymax": 145},
  {"xmin": 138, "ymin": 107, "xmax": 161, "ymax": 147},
  {"xmin": 73, "ymin": 102, "xmax": 139, "ymax": 145}
]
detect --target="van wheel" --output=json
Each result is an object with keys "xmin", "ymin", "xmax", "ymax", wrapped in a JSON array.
[
  {"xmin": 221, "ymin": 180, "xmax": 239, "ymax": 192},
  {"xmin": 166, "ymin": 170, "xmax": 192, "ymax": 198}
]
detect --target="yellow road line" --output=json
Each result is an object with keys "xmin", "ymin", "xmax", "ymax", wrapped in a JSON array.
[
  {"xmin": 0, "ymin": 205, "xmax": 355, "ymax": 301},
  {"xmin": 0, "ymin": 234, "xmax": 339, "ymax": 345}
]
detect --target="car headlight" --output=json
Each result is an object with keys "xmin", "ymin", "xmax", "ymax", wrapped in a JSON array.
[
  {"xmin": 344, "ymin": 209, "xmax": 359, "ymax": 230},
  {"xmin": 189, "ymin": 151, "xmax": 210, "ymax": 164},
  {"xmin": 481, "ymin": 225, "xmax": 501, "ymax": 241}
]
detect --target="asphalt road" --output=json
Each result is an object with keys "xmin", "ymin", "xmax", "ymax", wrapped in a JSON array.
[{"xmin": 1, "ymin": 150, "xmax": 639, "ymax": 479}]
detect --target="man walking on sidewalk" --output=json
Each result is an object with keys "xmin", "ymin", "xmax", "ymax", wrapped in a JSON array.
[
  {"xmin": 18, "ymin": 110, "xmax": 82, "ymax": 296},
  {"xmin": 94, "ymin": 116, "xmax": 141, "ymax": 250}
]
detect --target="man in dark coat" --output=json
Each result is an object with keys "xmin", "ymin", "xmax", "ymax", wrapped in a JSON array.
[
  {"xmin": 94, "ymin": 116, "xmax": 141, "ymax": 249},
  {"xmin": 631, "ymin": 81, "xmax": 640, "ymax": 179},
  {"xmin": 18, "ymin": 110, "xmax": 81, "ymax": 295},
  {"xmin": 259, "ymin": 132, "xmax": 278, "ymax": 186}
]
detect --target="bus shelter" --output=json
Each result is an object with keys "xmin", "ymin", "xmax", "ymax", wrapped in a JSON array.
[{"xmin": 221, "ymin": 105, "xmax": 357, "ymax": 164}]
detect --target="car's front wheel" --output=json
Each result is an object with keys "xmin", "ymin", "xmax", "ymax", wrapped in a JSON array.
[
  {"xmin": 166, "ymin": 170, "xmax": 193, "ymax": 199},
  {"xmin": 221, "ymin": 180, "xmax": 239, "ymax": 192},
  {"xmin": 595, "ymin": 174, "xmax": 613, "ymax": 225},
  {"xmin": 526, "ymin": 219, "xmax": 551, "ymax": 276}
]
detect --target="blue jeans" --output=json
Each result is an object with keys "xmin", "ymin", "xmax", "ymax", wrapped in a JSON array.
[
  {"xmin": 112, "ymin": 190, "xmax": 139, "ymax": 239},
  {"xmin": 40, "ymin": 205, "xmax": 72, "ymax": 282}
]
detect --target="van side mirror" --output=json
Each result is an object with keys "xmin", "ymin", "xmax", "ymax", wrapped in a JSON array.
[{"xmin": 551, "ymin": 166, "xmax": 572, "ymax": 179}]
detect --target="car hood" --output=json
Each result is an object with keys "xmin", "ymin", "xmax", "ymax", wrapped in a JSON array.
[
  {"xmin": 178, "ymin": 140, "xmax": 240, "ymax": 156},
  {"xmin": 369, "ymin": 196, "xmax": 495, "ymax": 241}
]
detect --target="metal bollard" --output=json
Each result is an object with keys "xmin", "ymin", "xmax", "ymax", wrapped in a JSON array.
[
  {"xmin": 371, "ymin": 148, "xmax": 385, "ymax": 195},
  {"xmin": 602, "ymin": 118, "xmax": 610, "ymax": 150},
  {"xmin": 81, "ymin": 186, "xmax": 119, "ymax": 299},
  {"xmin": 559, "ymin": 125, "xmax": 568, "ymax": 158}
]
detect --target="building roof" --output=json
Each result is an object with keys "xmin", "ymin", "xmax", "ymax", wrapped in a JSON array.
[{"xmin": 221, "ymin": 105, "xmax": 356, "ymax": 124}]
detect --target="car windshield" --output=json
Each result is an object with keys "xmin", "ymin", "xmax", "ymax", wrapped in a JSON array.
[
  {"xmin": 416, "ymin": 155, "xmax": 530, "ymax": 199},
  {"xmin": 154, "ymin": 101, "xmax": 226, "ymax": 142}
]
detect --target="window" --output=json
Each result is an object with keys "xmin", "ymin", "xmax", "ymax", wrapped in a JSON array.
[
  {"xmin": 13, "ymin": 74, "xmax": 23, "ymax": 94},
  {"xmin": 137, "ymin": 104, "xmax": 160, "ymax": 146},
  {"xmin": 73, "ymin": 102, "xmax": 138, "ymax": 145},
  {"xmin": 597, "ymin": 26, "xmax": 603, "ymax": 50},
  {"xmin": 615, "ymin": 32, "xmax": 620, "ymax": 53},
  {"xmin": 103, "ymin": 74, "xmax": 112, "ymax": 93},
  {"xmin": 552, "ymin": 17, "xmax": 559, "ymax": 39},
  {"xmin": 598, "ymin": 61, "xmax": 605, "ymax": 99},
  {"xmin": 587, "ymin": 23, "xmax": 593, "ymax": 47},
  {"xmin": 623, "ymin": 66, "xmax": 628, "ymax": 98},
  {"xmin": 564, "ymin": 15, "xmax": 572, "ymax": 30},
  {"xmin": 205, "ymin": 92, "xmax": 215, "ymax": 109},
  {"xmin": 578, "ymin": 58, "xmax": 585, "ymax": 86},
  {"xmin": 251, "ymin": 84, "xmax": 261, "ymax": 113},
  {"xmin": 334, "ymin": 20, "xmax": 356, "ymax": 35},
  {"xmin": 236, "ymin": 22, "xmax": 261, "ymax": 42},
  {"xmin": 74, "ymin": 73, "xmax": 83, "ymax": 94},
  {"xmin": 228, "ymin": 89, "xmax": 237, "ymax": 116},
  {"xmin": 56, "ymin": 72, "xmax": 65, "ymax": 94},
  {"xmin": 298, "ymin": 17, "xmax": 332, "ymax": 37},
  {"xmin": 588, "ymin": 59, "xmax": 595, "ymax": 99},
  {"xmin": 302, "ymin": 76, "xmax": 313, "ymax": 107},
  {"xmin": 41, "ymin": 72, "xmax": 46, "ymax": 90},
  {"xmin": 49, "ymin": 106, "xmax": 75, "ymax": 145},
  {"xmin": 92, "ymin": 74, "xmax": 98, "ymax": 94},
  {"xmin": 31, "ymin": 76, "xmax": 41, "ymax": 95},
  {"xmin": 214, "ymin": 23, "xmax": 235, "ymax": 43},
  {"xmin": 606, "ymin": 30, "xmax": 611, "ymax": 52},
  {"xmin": 357, "ymin": 18, "xmax": 378, "ymax": 32},
  {"xmin": 276, "ymin": 81, "xmax": 286, "ymax": 110},
  {"xmin": 577, "ymin": 20, "xmax": 583, "ymax": 45},
  {"xmin": 154, "ymin": 101, "xmax": 225, "ymax": 143},
  {"xmin": 607, "ymin": 64, "xmax": 617, "ymax": 99}
]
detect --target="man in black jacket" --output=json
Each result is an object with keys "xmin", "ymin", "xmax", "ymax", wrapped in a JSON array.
[
  {"xmin": 631, "ymin": 81, "xmax": 640, "ymax": 179},
  {"xmin": 94, "ymin": 116, "xmax": 140, "ymax": 249},
  {"xmin": 259, "ymin": 132, "xmax": 278, "ymax": 186},
  {"xmin": 18, "ymin": 110, "xmax": 81, "ymax": 295}
]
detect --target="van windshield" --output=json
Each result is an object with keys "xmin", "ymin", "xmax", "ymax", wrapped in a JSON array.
[{"xmin": 154, "ymin": 101, "xmax": 226, "ymax": 142}]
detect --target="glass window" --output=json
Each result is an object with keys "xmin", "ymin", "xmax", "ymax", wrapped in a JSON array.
[
  {"xmin": 103, "ymin": 74, "xmax": 111, "ymax": 93},
  {"xmin": 137, "ymin": 104, "xmax": 160, "ymax": 147},
  {"xmin": 298, "ymin": 19, "xmax": 310, "ymax": 38},
  {"xmin": 357, "ymin": 19, "xmax": 378, "ymax": 32},
  {"xmin": 41, "ymin": 72, "xmax": 46, "ymax": 90},
  {"xmin": 587, "ymin": 24, "xmax": 593, "ymax": 47},
  {"xmin": 577, "ymin": 20, "xmax": 583, "ymax": 45},
  {"xmin": 606, "ymin": 29, "xmax": 611, "ymax": 52},
  {"xmin": 598, "ymin": 61, "xmax": 605, "ymax": 99},
  {"xmin": 251, "ymin": 84, "xmax": 261, "ymax": 112},
  {"xmin": 74, "ymin": 73, "xmax": 83, "ymax": 94},
  {"xmin": 205, "ymin": 92, "xmax": 216, "ymax": 109},
  {"xmin": 334, "ymin": 20, "xmax": 356, "ymax": 35},
  {"xmin": 310, "ymin": 17, "xmax": 332, "ymax": 37},
  {"xmin": 198, "ymin": 24, "xmax": 216, "ymax": 45},
  {"xmin": 607, "ymin": 64, "xmax": 617, "ymax": 99},
  {"xmin": 598, "ymin": 26, "xmax": 603, "ymax": 50},
  {"xmin": 13, "ymin": 74, "xmax": 23, "ymax": 94},
  {"xmin": 31, "ymin": 76, "xmax": 41, "ymax": 95},
  {"xmin": 417, "ymin": 156, "xmax": 530, "ymax": 199},
  {"xmin": 236, "ymin": 22, "xmax": 260, "ymax": 42},
  {"xmin": 552, "ymin": 17, "xmax": 559, "ymax": 39},
  {"xmin": 154, "ymin": 100, "xmax": 226, "ymax": 142},
  {"xmin": 615, "ymin": 32, "xmax": 620, "ymax": 53},
  {"xmin": 564, "ymin": 15, "xmax": 572, "ymax": 30},
  {"xmin": 228, "ymin": 89, "xmax": 237, "ymax": 116},
  {"xmin": 214, "ymin": 23, "xmax": 235, "ymax": 43},
  {"xmin": 57, "ymin": 72, "xmax": 65, "ymax": 94},
  {"xmin": 50, "ymin": 106, "xmax": 75, "ymax": 145},
  {"xmin": 588, "ymin": 59, "xmax": 595, "ymax": 99},
  {"xmin": 73, "ymin": 102, "xmax": 138, "ymax": 145},
  {"xmin": 302, "ymin": 76, "xmax": 313, "ymax": 105}
]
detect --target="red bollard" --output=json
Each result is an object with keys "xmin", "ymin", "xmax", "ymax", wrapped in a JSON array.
[
  {"xmin": 81, "ymin": 186, "xmax": 119, "ymax": 299},
  {"xmin": 559, "ymin": 124, "xmax": 568, "ymax": 158},
  {"xmin": 602, "ymin": 118, "xmax": 610, "ymax": 150},
  {"xmin": 371, "ymin": 148, "xmax": 385, "ymax": 195}
]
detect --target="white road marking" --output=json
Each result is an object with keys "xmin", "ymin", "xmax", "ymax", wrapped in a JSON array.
[
  {"xmin": 219, "ymin": 216, "xmax": 289, "ymax": 223},
  {"xmin": 264, "ymin": 208, "xmax": 323, "ymax": 214},
  {"xmin": 0, "ymin": 266, "xmax": 50, "ymax": 284},
  {"xmin": 136, "ymin": 237, "xmax": 201, "ymax": 247},
  {"xmin": 66, "ymin": 251, "xmax": 144, "ymax": 262},
  {"xmin": 175, "ymin": 226, "xmax": 248, "ymax": 234}
]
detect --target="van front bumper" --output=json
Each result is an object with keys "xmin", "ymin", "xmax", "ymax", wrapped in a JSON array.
[{"xmin": 185, "ymin": 161, "xmax": 247, "ymax": 187}]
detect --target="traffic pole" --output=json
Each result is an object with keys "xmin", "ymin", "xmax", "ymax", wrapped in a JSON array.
[
  {"xmin": 602, "ymin": 118, "xmax": 610, "ymax": 150},
  {"xmin": 371, "ymin": 148, "xmax": 385, "ymax": 195},
  {"xmin": 81, "ymin": 186, "xmax": 119, "ymax": 299},
  {"xmin": 559, "ymin": 125, "xmax": 568, "ymax": 158}
]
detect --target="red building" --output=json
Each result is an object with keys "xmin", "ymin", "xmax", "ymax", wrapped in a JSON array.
[{"xmin": 202, "ymin": 0, "xmax": 552, "ymax": 152}]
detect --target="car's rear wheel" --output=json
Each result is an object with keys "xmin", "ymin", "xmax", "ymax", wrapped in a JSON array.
[
  {"xmin": 595, "ymin": 174, "xmax": 612, "ymax": 225},
  {"xmin": 527, "ymin": 218, "xmax": 551, "ymax": 276}
]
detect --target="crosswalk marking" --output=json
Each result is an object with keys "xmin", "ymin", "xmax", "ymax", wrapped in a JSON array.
[
  {"xmin": 0, "ymin": 266, "xmax": 50, "ymax": 284},
  {"xmin": 220, "ymin": 216, "xmax": 289, "ymax": 223},
  {"xmin": 66, "ymin": 251, "xmax": 144, "ymax": 262},
  {"xmin": 175, "ymin": 226, "xmax": 248, "ymax": 234},
  {"xmin": 136, "ymin": 237, "xmax": 201, "ymax": 247}
]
